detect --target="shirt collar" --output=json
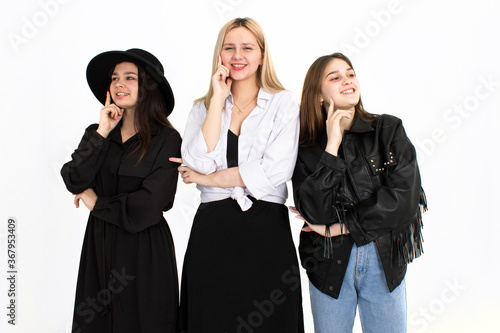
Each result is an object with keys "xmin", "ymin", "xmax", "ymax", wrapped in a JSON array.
[
  {"xmin": 316, "ymin": 113, "xmax": 374, "ymax": 147},
  {"xmin": 226, "ymin": 87, "xmax": 271, "ymax": 112},
  {"xmin": 256, "ymin": 88, "xmax": 272, "ymax": 109},
  {"xmin": 108, "ymin": 120, "xmax": 162, "ymax": 144},
  {"xmin": 109, "ymin": 121, "xmax": 124, "ymax": 144},
  {"xmin": 348, "ymin": 114, "xmax": 375, "ymax": 133}
]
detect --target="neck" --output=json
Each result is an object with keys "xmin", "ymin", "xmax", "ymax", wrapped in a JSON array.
[
  {"xmin": 335, "ymin": 106, "xmax": 355, "ymax": 132},
  {"xmin": 231, "ymin": 78, "xmax": 260, "ymax": 101},
  {"xmin": 121, "ymin": 109, "xmax": 137, "ymax": 134}
]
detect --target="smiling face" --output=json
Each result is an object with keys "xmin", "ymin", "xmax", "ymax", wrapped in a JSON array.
[
  {"xmin": 109, "ymin": 61, "xmax": 139, "ymax": 112},
  {"xmin": 220, "ymin": 26, "xmax": 263, "ymax": 83},
  {"xmin": 320, "ymin": 58, "xmax": 360, "ymax": 111}
]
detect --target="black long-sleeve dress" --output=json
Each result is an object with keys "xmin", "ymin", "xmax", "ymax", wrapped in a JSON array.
[{"xmin": 61, "ymin": 122, "xmax": 181, "ymax": 333}]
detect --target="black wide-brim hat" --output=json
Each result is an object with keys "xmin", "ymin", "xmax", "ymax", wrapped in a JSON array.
[{"xmin": 86, "ymin": 48, "xmax": 174, "ymax": 116}]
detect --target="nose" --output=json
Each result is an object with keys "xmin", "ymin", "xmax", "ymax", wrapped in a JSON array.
[
  {"xmin": 232, "ymin": 48, "xmax": 243, "ymax": 60},
  {"xmin": 114, "ymin": 78, "xmax": 125, "ymax": 87}
]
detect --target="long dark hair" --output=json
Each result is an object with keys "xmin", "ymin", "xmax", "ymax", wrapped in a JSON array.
[
  {"xmin": 299, "ymin": 53, "xmax": 377, "ymax": 147},
  {"xmin": 110, "ymin": 62, "xmax": 174, "ymax": 161}
]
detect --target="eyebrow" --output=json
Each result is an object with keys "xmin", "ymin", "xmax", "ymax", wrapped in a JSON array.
[
  {"xmin": 325, "ymin": 68, "xmax": 354, "ymax": 78},
  {"xmin": 112, "ymin": 71, "xmax": 138, "ymax": 76},
  {"xmin": 222, "ymin": 42, "xmax": 256, "ymax": 46}
]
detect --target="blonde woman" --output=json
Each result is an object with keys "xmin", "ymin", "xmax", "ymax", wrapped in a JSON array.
[{"xmin": 171, "ymin": 17, "xmax": 304, "ymax": 333}]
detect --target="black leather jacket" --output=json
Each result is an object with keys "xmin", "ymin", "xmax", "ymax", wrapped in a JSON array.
[{"xmin": 292, "ymin": 114, "xmax": 426, "ymax": 298}]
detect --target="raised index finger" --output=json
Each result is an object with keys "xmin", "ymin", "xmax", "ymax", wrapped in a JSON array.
[
  {"xmin": 105, "ymin": 91, "xmax": 111, "ymax": 106},
  {"xmin": 327, "ymin": 97, "xmax": 335, "ymax": 119},
  {"xmin": 218, "ymin": 55, "xmax": 222, "ymax": 67}
]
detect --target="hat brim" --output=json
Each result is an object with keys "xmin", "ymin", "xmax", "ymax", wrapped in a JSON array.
[{"xmin": 86, "ymin": 50, "xmax": 174, "ymax": 116}]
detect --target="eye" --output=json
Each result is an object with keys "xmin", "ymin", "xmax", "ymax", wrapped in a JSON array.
[
  {"xmin": 348, "ymin": 73, "xmax": 356, "ymax": 77},
  {"xmin": 224, "ymin": 47, "xmax": 233, "ymax": 50},
  {"xmin": 329, "ymin": 76, "xmax": 340, "ymax": 81},
  {"xmin": 126, "ymin": 76, "xmax": 136, "ymax": 80},
  {"xmin": 111, "ymin": 77, "xmax": 118, "ymax": 81},
  {"xmin": 244, "ymin": 47, "xmax": 253, "ymax": 50}
]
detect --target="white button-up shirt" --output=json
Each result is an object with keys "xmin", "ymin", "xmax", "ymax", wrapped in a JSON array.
[{"xmin": 181, "ymin": 88, "xmax": 300, "ymax": 211}]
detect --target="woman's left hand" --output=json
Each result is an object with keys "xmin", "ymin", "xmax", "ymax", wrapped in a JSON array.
[
  {"xmin": 74, "ymin": 188, "xmax": 98, "ymax": 211},
  {"xmin": 178, "ymin": 165, "xmax": 206, "ymax": 184},
  {"xmin": 290, "ymin": 206, "xmax": 316, "ymax": 232},
  {"xmin": 289, "ymin": 206, "xmax": 349, "ymax": 237}
]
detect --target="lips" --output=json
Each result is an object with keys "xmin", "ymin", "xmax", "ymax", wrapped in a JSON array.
[
  {"xmin": 115, "ymin": 92, "xmax": 130, "ymax": 97},
  {"xmin": 231, "ymin": 63, "xmax": 247, "ymax": 71},
  {"xmin": 340, "ymin": 88, "xmax": 356, "ymax": 95}
]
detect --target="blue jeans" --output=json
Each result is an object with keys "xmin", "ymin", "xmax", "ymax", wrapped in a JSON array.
[{"xmin": 309, "ymin": 242, "xmax": 407, "ymax": 333}]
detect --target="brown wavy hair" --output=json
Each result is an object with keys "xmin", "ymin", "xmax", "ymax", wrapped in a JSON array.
[{"xmin": 299, "ymin": 53, "xmax": 377, "ymax": 147}]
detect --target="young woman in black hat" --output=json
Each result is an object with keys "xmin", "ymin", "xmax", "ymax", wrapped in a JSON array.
[
  {"xmin": 61, "ymin": 49, "xmax": 181, "ymax": 332},
  {"xmin": 291, "ymin": 52, "xmax": 427, "ymax": 332},
  {"xmin": 170, "ymin": 17, "xmax": 304, "ymax": 332}
]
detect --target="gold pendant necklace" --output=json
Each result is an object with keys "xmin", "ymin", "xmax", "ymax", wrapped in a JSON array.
[{"xmin": 234, "ymin": 96, "xmax": 257, "ymax": 115}]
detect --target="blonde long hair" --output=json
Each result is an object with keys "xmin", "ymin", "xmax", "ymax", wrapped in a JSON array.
[{"xmin": 195, "ymin": 17, "xmax": 284, "ymax": 108}]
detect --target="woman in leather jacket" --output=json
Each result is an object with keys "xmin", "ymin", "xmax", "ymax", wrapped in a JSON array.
[{"xmin": 291, "ymin": 53, "xmax": 427, "ymax": 332}]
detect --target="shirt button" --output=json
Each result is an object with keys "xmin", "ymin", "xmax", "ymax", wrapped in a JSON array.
[
  {"xmin": 337, "ymin": 260, "xmax": 342, "ymax": 265},
  {"xmin": 359, "ymin": 236, "xmax": 365, "ymax": 241},
  {"xmin": 363, "ymin": 192, "xmax": 370, "ymax": 199},
  {"xmin": 329, "ymin": 286, "xmax": 334, "ymax": 291},
  {"xmin": 391, "ymin": 279, "xmax": 397, "ymax": 285}
]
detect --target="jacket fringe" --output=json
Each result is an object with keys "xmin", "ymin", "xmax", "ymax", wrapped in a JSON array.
[
  {"xmin": 323, "ymin": 192, "xmax": 352, "ymax": 259},
  {"xmin": 391, "ymin": 187, "xmax": 427, "ymax": 266}
]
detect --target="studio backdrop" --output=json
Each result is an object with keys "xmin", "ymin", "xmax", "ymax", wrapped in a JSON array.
[{"xmin": 1, "ymin": 0, "xmax": 499, "ymax": 332}]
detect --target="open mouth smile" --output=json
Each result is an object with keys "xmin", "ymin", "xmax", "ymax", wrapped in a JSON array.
[
  {"xmin": 231, "ymin": 64, "xmax": 247, "ymax": 71},
  {"xmin": 341, "ymin": 88, "xmax": 356, "ymax": 95}
]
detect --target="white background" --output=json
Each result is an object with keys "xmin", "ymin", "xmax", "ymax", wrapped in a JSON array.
[{"xmin": 1, "ymin": 0, "xmax": 499, "ymax": 332}]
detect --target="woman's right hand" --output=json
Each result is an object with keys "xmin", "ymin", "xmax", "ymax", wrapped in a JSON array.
[
  {"xmin": 211, "ymin": 55, "xmax": 232, "ymax": 102},
  {"xmin": 96, "ymin": 91, "xmax": 123, "ymax": 138},
  {"xmin": 325, "ymin": 97, "xmax": 353, "ymax": 156}
]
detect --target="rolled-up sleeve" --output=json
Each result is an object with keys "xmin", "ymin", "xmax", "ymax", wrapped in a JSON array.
[
  {"xmin": 239, "ymin": 93, "xmax": 300, "ymax": 199},
  {"xmin": 181, "ymin": 102, "xmax": 225, "ymax": 174}
]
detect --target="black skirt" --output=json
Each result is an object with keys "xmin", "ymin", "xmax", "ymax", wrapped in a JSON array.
[{"xmin": 178, "ymin": 196, "xmax": 304, "ymax": 332}]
